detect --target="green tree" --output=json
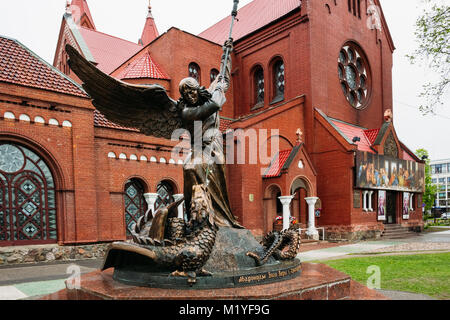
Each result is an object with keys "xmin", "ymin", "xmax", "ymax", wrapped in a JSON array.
[
  {"xmin": 407, "ymin": 0, "xmax": 449, "ymax": 114},
  {"xmin": 415, "ymin": 149, "xmax": 438, "ymax": 216}
]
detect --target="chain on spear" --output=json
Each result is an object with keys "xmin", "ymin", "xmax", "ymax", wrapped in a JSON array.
[{"xmin": 206, "ymin": 0, "xmax": 239, "ymax": 187}]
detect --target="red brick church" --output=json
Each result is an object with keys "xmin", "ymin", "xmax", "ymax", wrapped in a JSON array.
[{"xmin": 0, "ymin": 0, "xmax": 425, "ymax": 247}]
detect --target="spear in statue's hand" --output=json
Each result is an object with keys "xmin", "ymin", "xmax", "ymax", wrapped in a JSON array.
[{"xmin": 219, "ymin": 0, "xmax": 239, "ymax": 80}]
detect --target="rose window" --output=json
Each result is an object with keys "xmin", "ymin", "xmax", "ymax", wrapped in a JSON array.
[{"xmin": 338, "ymin": 44, "xmax": 370, "ymax": 109}]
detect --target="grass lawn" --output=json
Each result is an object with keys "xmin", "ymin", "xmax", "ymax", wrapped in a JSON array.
[{"xmin": 322, "ymin": 253, "xmax": 450, "ymax": 300}]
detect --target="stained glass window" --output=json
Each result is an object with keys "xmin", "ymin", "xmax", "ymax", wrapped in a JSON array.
[
  {"xmin": 272, "ymin": 60, "xmax": 285, "ymax": 102},
  {"xmin": 210, "ymin": 68, "xmax": 219, "ymax": 84},
  {"xmin": 124, "ymin": 179, "xmax": 147, "ymax": 238},
  {"xmin": 345, "ymin": 66, "xmax": 357, "ymax": 89},
  {"xmin": 0, "ymin": 143, "xmax": 57, "ymax": 245},
  {"xmin": 0, "ymin": 144, "xmax": 25, "ymax": 173},
  {"xmin": 338, "ymin": 43, "xmax": 371, "ymax": 109},
  {"xmin": 155, "ymin": 181, "xmax": 175, "ymax": 211},
  {"xmin": 254, "ymin": 66, "xmax": 265, "ymax": 107},
  {"xmin": 188, "ymin": 62, "xmax": 201, "ymax": 83}
]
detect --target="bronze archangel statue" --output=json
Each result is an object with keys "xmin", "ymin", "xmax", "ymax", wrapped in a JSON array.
[
  {"xmin": 65, "ymin": 1, "xmax": 300, "ymax": 287},
  {"xmin": 65, "ymin": 40, "xmax": 242, "ymax": 230}
]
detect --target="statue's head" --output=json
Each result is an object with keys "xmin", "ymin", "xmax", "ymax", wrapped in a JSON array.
[{"xmin": 179, "ymin": 77, "xmax": 200, "ymax": 105}]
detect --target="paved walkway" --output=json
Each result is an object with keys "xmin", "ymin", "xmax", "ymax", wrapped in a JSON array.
[
  {"xmin": 297, "ymin": 240, "xmax": 405, "ymax": 262},
  {"xmin": 0, "ymin": 259, "xmax": 102, "ymax": 300},
  {"xmin": 0, "ymin": 229, "xmax": 448, "ymax": 300}
]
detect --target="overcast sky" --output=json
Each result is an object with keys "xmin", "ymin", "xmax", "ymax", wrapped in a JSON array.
[{"xmin": 0, "ymin": 0, "xmax": 448, "ymax": 161}]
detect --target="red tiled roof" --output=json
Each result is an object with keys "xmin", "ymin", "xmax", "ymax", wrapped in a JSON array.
[
  {"xmin": 78, "ymin": 27, "xmax": 143, "ymax": 74},
  {"xmin": 331, "ymin": 120, "xmax": 375, "ymax": 154},
  {"xmin": 95, "ymin": 110, "xmax": 235, "ymax": 135},
  {"xmin": 93, "ymin": 109, "xmax": 139, "ymax": 132},
  {"xmin": 0, "ymin": 36, "xmax": 87, "ymax": 98},
  {"xmin": 219, "ymin": 118, "xmax": 234, "ymax": 132},
  {"xmin": 199, "ymin": 0, "xmax": 301, "ymax": 44},
  {"xmin": 332, "ymin": 119, "xmax": 419, "ymax": 161},
  {"xmin": 118, "ymin": 52, "xmax": 169, "ymax": 80},
  {"xmin": 263, "ymin": 149, "xmax": 292, "ymax": 178}
]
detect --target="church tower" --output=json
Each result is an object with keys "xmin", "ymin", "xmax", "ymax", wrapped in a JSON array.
[
  {"xmin": 139, "ymin": 0, "xmax": 159, "ymax": 45},
  {"xmin": 69, "ymin": 0, "xmax": 96, "ymax": 30}
]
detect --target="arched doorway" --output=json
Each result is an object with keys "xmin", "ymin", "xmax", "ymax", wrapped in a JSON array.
[
  {"xmin": 155, "ymin": 180, "xmax": 177, "ymax": 211},
  {"xmin": 0, "ymin": 143, "xmax": 57, "ymax": 246},
  {"xmin": 123, "ymin": 178, "xmax": 147, "ymax": 238},
  {"xmin": 263, "ymin": 184, "xmax": 283, "ymax": 233},
  {"xmin": 291, "ymin": 178, "xmax": 311, "ymax": 228}
]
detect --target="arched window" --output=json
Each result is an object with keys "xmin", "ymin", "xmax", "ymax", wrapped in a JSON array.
[
  {"xmin": 253, "ymin": 66, "xmax": 265, "ymax": 108},
  {"xmin": 123, "ymin": 179, "xmax": 147, "ymax": 238},
  {"xmin": 155, "ymin": 181, "xmax": 175, "ymax": 211},
  {"xmin": 188, "ymin": 62, "xmax": 201, "ymax": 83},
  {"xmin": 0, "ymin": 143, "xmax": 57, "ymax": 245},
  {"xmin": 349, "ymin": 0, "xmax": 361, "ymax": 18},
  {"xmin": 272, "ymin": 59, "xmax": 285, "ymax": 103},
  {"xmin": 210, "ymin": 68, "xmax": 219, "ymax": 84}
]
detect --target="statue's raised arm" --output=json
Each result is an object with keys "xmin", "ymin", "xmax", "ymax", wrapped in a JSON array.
[{"xmin": 66, "ymin": 44, "xmax": 182, "ymax": 139}]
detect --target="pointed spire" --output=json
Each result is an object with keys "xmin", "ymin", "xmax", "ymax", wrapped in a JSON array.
[
  {"xmin": 140, "ymin": 0, "xmax": 159, "ymax": 46},
  {"xmin": 70, "ymin": 0, "xmax": 96, "ymax": 30},
  {"xmin": 65, "ymin": 0, "xmax": 71, "ymax": 15},
  {"xmin": 147, "ymin": 0, "xmax": 154, "ymax": 19}
]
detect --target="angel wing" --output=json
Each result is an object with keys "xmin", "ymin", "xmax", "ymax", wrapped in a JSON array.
[{"xmin": 66, "ymin": 44, "xmax": 182, "ymax": 139}]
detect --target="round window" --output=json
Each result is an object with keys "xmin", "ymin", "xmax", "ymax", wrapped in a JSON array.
[{"xmin": 338, "ymin": 43, "xmax": 370, "ymax": 109}]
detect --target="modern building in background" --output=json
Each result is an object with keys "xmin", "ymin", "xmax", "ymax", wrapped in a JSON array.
[
  {"xmin": 0, "ymin": 0, "xmax": 425, "ymax": 247},
  {"xmin": 430, "ymin": 159, "xmax": 450, "ymax": 214}
]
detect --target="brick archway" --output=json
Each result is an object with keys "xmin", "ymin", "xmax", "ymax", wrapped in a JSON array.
[
  {"xmin": 290, "ymin": 177, "xmax": 312, "ymax": 228},
  {"xmin": 263, "ymin": 184, "xmax": 283, "ymax": 233}
]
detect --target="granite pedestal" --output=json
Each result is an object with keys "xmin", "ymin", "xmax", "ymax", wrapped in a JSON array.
[{"xmin": 62, "ymin": 263, "xmax": 352, "ymax": 300}]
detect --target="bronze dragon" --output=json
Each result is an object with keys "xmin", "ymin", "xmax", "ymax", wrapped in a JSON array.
[
  {"xmin": 107, "ymin": 184, "xmax": 217, "ymax": 285},
  {"xmin": 246, "ymin": 227, "xmax": 301, "ymax": 266}
]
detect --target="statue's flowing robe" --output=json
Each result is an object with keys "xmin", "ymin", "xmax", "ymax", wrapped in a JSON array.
[{"xmin": 181, "ymin": 90, "xmax": 243, "ymax": 229}]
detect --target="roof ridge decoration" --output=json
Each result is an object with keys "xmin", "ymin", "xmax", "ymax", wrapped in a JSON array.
[{"xmin": 147, "ymin": 0, "xmax": 154, "ymax": 19}]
